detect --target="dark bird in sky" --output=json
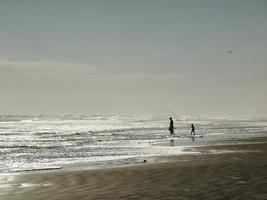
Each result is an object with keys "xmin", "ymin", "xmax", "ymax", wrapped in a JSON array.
[{"xmin": 227, "ymin": 51, "xmax": 232, "ymax": 54}]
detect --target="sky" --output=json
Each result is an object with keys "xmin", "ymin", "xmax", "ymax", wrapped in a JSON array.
[{"xmin": 0, "ymin": 0, "xmax": 267, "ymax": 117}]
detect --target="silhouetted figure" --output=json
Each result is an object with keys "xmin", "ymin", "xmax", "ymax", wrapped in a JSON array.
[
  {"xmin": 169, "ymin": 117, "xmax": 174, "ymax": 135},
  {"xmin": 191, "ymin": 124, "xmax": 195, "ymax": 135}
]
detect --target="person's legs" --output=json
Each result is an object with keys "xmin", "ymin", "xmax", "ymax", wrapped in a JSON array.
[{"xmin": 169, "ymin": 127, "xmax": 174, "ymax": 135}]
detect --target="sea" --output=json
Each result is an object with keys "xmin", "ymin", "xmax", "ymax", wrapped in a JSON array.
[{"xmin": 0, "ymin": 114, "xmax": 267, "ymax": 182}]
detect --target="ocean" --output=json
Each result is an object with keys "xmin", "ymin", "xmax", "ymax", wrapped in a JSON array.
[{"xmin": 0, "ymin": 115, "xmax": 266, "ymax": 178}]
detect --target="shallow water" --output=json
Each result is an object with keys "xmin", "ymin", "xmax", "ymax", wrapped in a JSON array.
[
  {"xmin": 0, "ymin": 115, "xmax": 266, "ymax": 177},
  {"xmin": 3, "ymin": 141, "xmax": 267, "ymax": 200}
]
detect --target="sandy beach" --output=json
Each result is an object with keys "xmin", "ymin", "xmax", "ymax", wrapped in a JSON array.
[{"xmin": 1, "ymin": 137, "xmax": 267, "ymax": 200}]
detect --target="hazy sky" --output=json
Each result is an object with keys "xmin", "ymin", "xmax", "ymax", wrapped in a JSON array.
[{"xmin": 0, "ymin": 0, "xmax": 266, "ymax": 116}]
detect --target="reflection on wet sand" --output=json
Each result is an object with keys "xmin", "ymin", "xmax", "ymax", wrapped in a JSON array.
[{"xmin": 2, "ymin": 138, "xmax": 267, "ymax": 200}]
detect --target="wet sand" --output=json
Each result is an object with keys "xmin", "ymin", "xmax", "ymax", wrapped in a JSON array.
[{"xmin": 2, "ymin": 138, "xmax": 267, "ymax": 200}]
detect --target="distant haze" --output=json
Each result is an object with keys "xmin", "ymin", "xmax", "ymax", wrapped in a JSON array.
[{"xmin": 0, "ymin": 0, "xmax": 267, "ymax": 117}]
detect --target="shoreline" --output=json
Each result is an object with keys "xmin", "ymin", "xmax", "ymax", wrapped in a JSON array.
[{"xmin": 1, "ymin": 137, "xmax": 267, "ymax": 200}]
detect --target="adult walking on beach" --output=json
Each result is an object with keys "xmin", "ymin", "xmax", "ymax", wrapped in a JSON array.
[
  {"xmin": 169, "ymin": 117, "xmax": 174, "ymax": 135},
  {"xmin": 191, "ymin": 124, "xmax": 195, "ymax": 135}
]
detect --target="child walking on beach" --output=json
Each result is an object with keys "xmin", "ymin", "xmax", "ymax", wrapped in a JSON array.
[{"xmin": 191, "ymin": 124, "xmax": 195, "ymax": 135}]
